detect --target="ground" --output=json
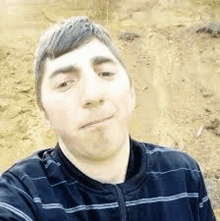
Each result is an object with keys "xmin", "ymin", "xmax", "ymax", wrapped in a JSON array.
[{"xmin": 0, "ymin": 0, "xmax": 220, "ymax": 219}]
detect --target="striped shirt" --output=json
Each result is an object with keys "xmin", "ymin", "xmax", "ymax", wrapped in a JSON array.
[{"xmin": 0, "ymin": 136, "xmax": 216, "ymax": 220}]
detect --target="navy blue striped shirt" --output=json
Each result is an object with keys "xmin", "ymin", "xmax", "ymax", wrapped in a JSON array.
[{"xmin": 0, "ymin": 137, "xmax": 216, "ymax": 220}]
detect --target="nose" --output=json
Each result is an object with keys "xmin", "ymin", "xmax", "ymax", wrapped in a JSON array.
[{"xmin": 81, "ymin": 71, "xmax": 105, "ymax": 109}]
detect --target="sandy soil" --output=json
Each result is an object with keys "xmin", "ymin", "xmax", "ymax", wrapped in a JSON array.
[{"xmin": 0, "ymin": 0, "xmax": 220, "ymax": 219}]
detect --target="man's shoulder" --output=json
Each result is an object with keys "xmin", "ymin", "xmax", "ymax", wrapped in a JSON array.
[
  {"xmin": 135, "ymin": 139, "xmax": 200, "ymax": 172},
  {"xmin": 1, "ymin": 147, "xmax": 57, "ymax": 182}
]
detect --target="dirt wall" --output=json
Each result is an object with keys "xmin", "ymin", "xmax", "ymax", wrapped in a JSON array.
[{"xmin": 0, "ymin": 0, "xmax": 219, "ymax": 219}]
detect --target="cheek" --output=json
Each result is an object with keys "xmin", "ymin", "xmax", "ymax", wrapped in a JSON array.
[
  {"xmin": 44, "ymin": 102, "xmax": 66, "ymax": 126},
  {"xmin": 42, "ymin": 93, "xmax": 69, "ymax": 124},
  {"xmin": 110, "ymin": 83, "xmax": 134, "ymax": 119},
  {"xmin": 42, "ymin": 91, "xmax": 83, "ymax": 129}
]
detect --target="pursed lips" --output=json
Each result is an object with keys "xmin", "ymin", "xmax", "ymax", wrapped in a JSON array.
[{"xmin": 81, "ymin": 116, "xmax": 114, "ymax": 129}]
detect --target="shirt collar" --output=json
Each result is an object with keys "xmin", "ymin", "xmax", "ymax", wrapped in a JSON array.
[{"xmin": 53, "ymin": 135, "xmax": 147, "ymax": 192}]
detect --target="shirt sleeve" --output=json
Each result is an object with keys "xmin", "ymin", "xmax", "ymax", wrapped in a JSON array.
[
  {"xmin": 196, "ymin": 164, "xmax": 217, "ymax": 221},
  {"xmin": 0, "ymin": 172, "xmax": 38, "ymax": 221}
]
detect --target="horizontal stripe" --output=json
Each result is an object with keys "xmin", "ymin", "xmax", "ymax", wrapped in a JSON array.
[
  {"xmin": 51, "ymin": 180, "xmax": 78, "ymax": 187},
  {"xmin": 45, "ymin": 160, "xmax": 61, "ymax": 169},
  {"xmin": 41, "ymin": 202, "xmax": 119, "ymax": 214},
  {"xmin": 146, "ymin": 167, "xmax": 201, "ymax": 175},
  {"xmin": 20, "ymin": 174, "xmax": 78, "ymax": 188},
  {"xmin": 0, "ymin": 202, "xmax": 33, "ymax": 221},
  {"xmin": 0, "ymin": 179, "xmax": 34, "ymax": 202},
  {"xmin": 33, "ymin": 192, "xmax": 198, "ymax": 214},
  {"xmin": 21, "ymin": 175, "xmax": 47, "ymax": 181},
  {"xmin": 34, "ymin": 197, "xmax": 42, "ymax": 203},
  {"xmin": 28, "ymin": 156, "xmax": 41, "ymax": 161},
  {"xmin": 143, "ymin": 143, "xmax": 187, "ymax": 155},
  {"xmin": 145, "ymin": 147, "xmax": 177, "ymax": 154},
  {"xmin": 51, "ymin": 180, "xmax": 67, "ymax": 187},
  {"xmin": 11, "ymin": 185, "xmax": 33, "ymax": 201},
  {"xmin": 29, "ymin": 156, "xmax": 61, "ymax": 168},
  {"xmin": 33, "ymin": 196, "xmax": 119, "ymax": 212},
  {"xmin": 126, "ymin": 192, "xmax": 199, "ymax": 207},
  {"xmin": 199, "ymin": 196, "xmax": 209, "ymax": 208},
  {"xmin": 0, "ymin": 179, "xmax": 5, "ymax": 184},
  {"xmin": 68, "ymin": 180, "xmax": 78, "ymax": 186}
]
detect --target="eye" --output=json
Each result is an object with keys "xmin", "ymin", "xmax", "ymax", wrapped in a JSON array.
[
  {"xmin": 55, "ymin": 80, "xmax": 75, "ymax": 92},
  {"xmin": 99, "ymin": 72, "xmax": 115, "ymax": 77}
]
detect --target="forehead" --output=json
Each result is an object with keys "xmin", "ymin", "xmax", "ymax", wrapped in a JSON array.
[{"xmin": 44, "ymin": 38, "xmax": 118, "ymax": 73}]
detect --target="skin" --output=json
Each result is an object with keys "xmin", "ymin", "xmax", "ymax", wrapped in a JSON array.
[{"xmin": 41, "ymin": 38, "xmax": 136, "ymax": 184}]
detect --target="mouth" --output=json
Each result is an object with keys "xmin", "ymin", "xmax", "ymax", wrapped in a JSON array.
[{"xmin": 81, "ymin": 116, "xmax": 114, "ymax": 129}]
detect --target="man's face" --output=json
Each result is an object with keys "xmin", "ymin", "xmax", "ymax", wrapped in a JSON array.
[{"xmin": 41, "ymin": 38, "xmax": 135, "ymax": 160}]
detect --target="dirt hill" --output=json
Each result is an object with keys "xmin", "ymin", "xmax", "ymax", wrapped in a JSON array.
[{"xmin": 0, "ymin": 0, "xmax": 219, "ymax": 219}]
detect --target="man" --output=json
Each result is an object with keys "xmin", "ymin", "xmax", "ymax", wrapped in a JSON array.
[{"xmin": 0, "ymin": 16, "xmax": 216, "ymax": 220}]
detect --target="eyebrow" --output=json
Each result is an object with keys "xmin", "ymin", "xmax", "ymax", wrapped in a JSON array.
[
  {"xmin": 92, "ymin": 56, "xmax": 117, "ymax": 66},
  {"xmin": 49, "ymin": 56, "xmax": 117, "ymax": 79},
  {"xmin": 49, "ymin": 65, "xmax": 77, "ymax": 79}
]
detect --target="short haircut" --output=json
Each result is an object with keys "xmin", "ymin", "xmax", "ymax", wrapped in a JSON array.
[{"xmin": 34, "ymin": 16, "xmax": 132, "ymax": 111}]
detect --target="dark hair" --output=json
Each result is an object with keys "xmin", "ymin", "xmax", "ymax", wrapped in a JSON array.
[{"xmin": 34, "ymin": 16, "xmax": 131, "ymax": 111}]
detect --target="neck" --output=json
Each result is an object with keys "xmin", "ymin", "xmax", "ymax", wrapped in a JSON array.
[{"xmin": 59, "ymin": 134, "xmax": 130, "ymax": 184}]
